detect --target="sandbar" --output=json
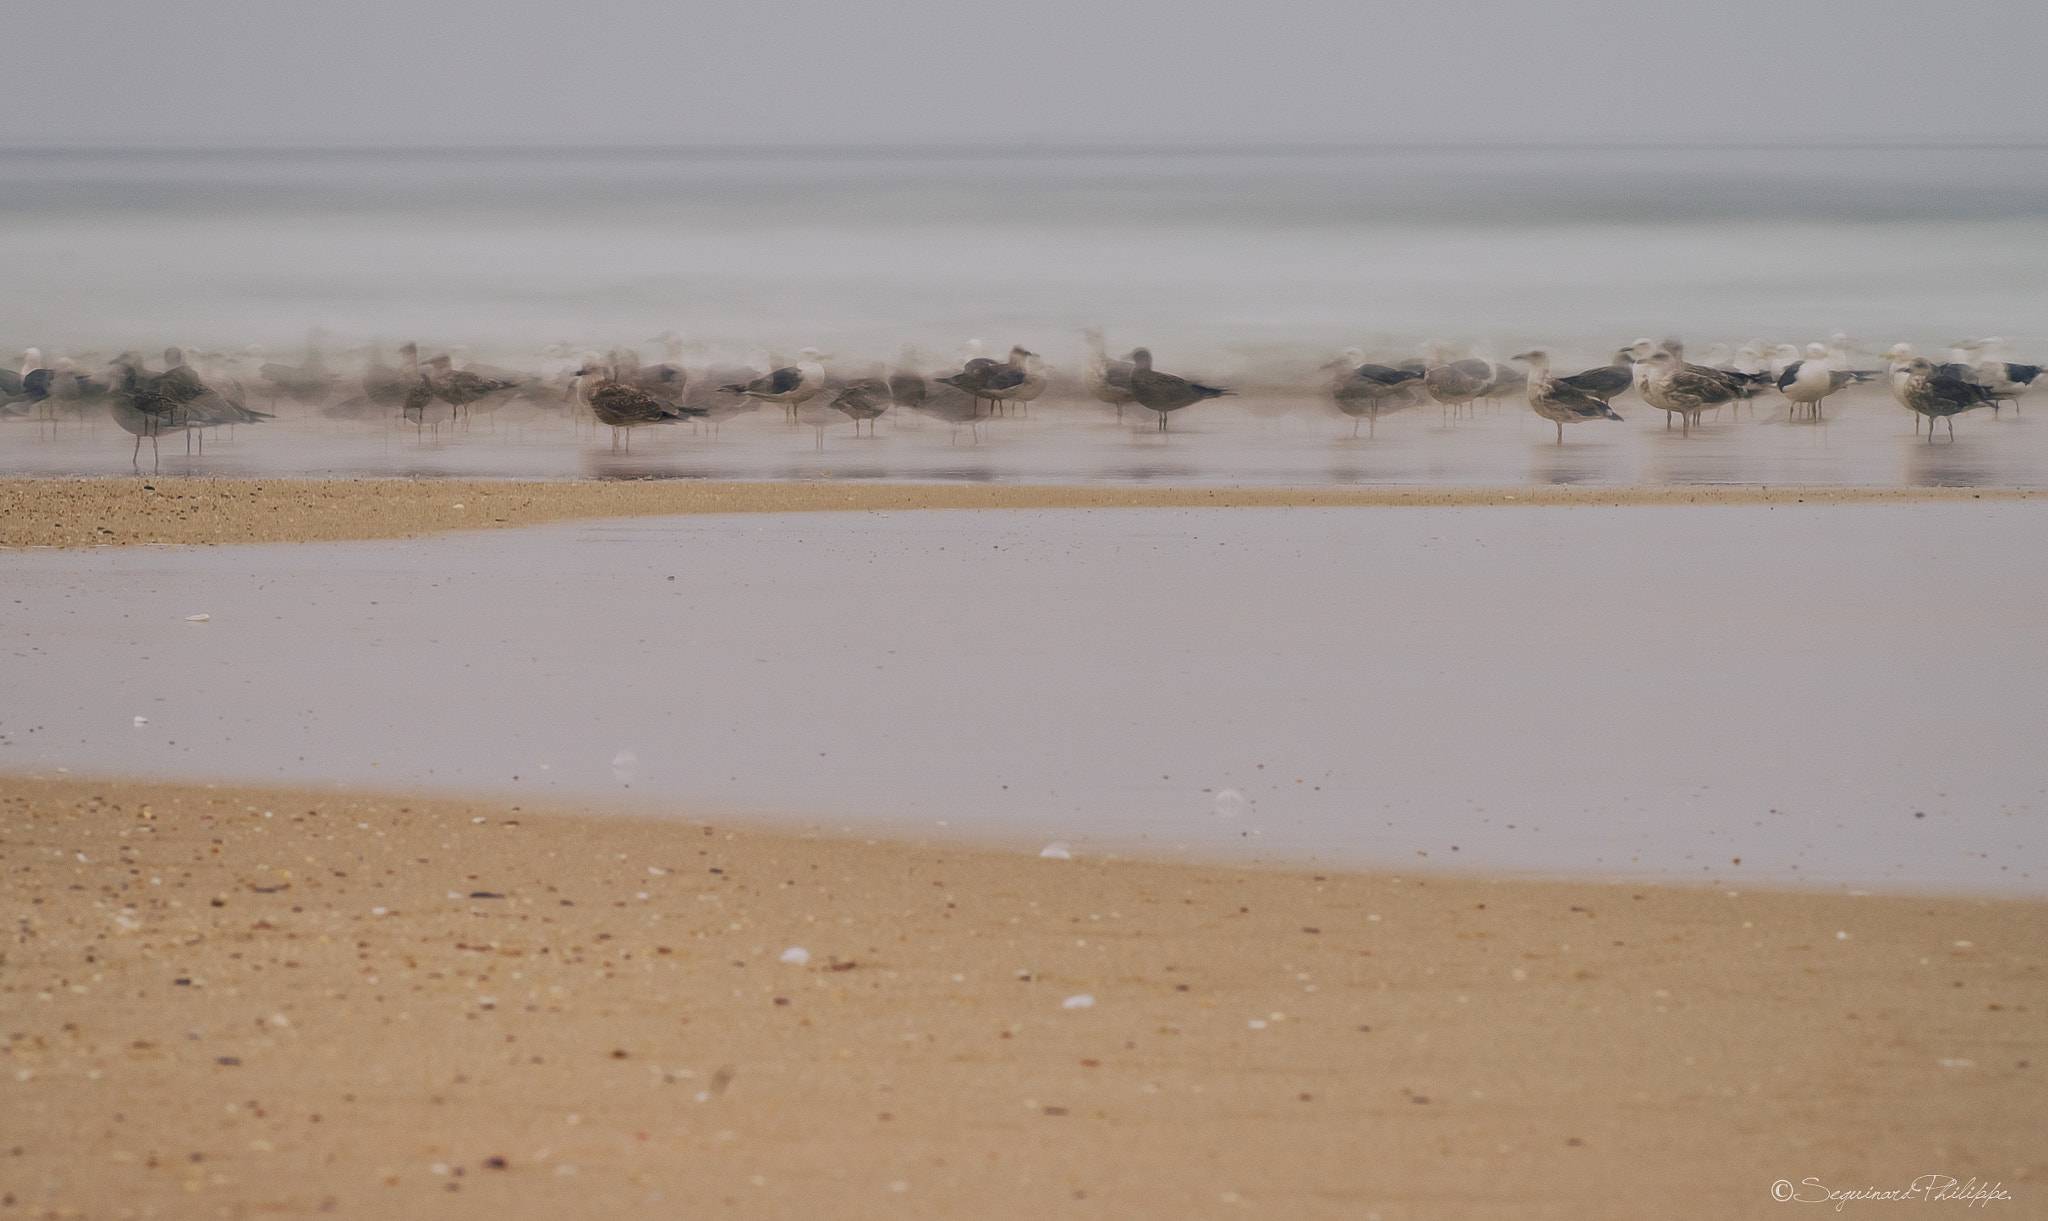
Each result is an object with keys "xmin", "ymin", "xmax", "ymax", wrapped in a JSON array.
[
  {"xmin": 1, "ymin": 477, "xmax": 2033, "ymax": 549},
  {"xmin": 2, "ymin": 776, "xmax": 2040, "ymax": 1218}
]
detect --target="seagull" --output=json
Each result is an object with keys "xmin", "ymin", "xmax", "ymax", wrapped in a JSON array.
[
  {"xmin": 1959, "ymin": 339, "xmax": 2042, "ymax": 415},
  {"xmin": 888, "ymin": 350, "xmax": 927, "ymax": 413},
  {"xmin": 1891, "ymin": 356, "xmax": 1995, "ymax": 442},
  {"xmin": 1511, "ymin": 350, "xmax": 1623, "ymax": 443},
  {"xmin": 576, "ymin": 361, "xmax": 702, "ymax": 451},
  {"xmin": 1481, "ymin": 360, "xmax": 1526, "ymax": 406},
  {"xmin": 719, "ymin": 348, "xmax": 825, "ymax": 422},
  {"xmin": 830, "ymin": 369, "xmax": 892, "ymax": 438},
  {"xmin": 1327, "ymin": 348, "xmax": 1423, "ymax": 437},
  {"xmin": 157, "ymin": 347, "xmax": 270, "ymax": 451},
  {"xmin": 987, "ymin": 347, "xmax": 1046, "ymax": 415},
  {"xmin": 1776, "ymin": 342, "xmax": 1855, "ymax": 421},
  {"xmin": 938, "ymin": 346, "xmax": 1037, "ymax": 415},
  {"xmin": 1127, "ymin": 347, "xmax": 1232, "ymax": 431},
  {"xmin": 1422, "ymin": 346, "xmax": 1493, "ymax": 422},
  {"xmin": 257, "ymin": 333, "xmax": 338, "ymax": 406},
  {"xmin": 1083, "ymin": 329, "xmax": 1137, "ymax": 420},
  {"xmin": 108, "ymin": 355, "xmax": 191, "ymax": 470},
  {"xmin": 1638, "ymin": 349, "xmax": 1738, "ymax": 437},
  {"xmin": 425, "ymin": 354, "xmax": 520, "ymax": 421}
]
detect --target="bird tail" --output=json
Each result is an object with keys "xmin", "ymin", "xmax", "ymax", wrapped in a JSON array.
[{"xmin": 1195, "ymin": 385, "xmax": 1234, "ymax": 399}]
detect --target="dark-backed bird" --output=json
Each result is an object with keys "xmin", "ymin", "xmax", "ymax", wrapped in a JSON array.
[
  {"xmin": 1512, "ymin": 350, "xmax": 1623, "ymax": 443},
  {"xmin": 1327, "ymin": 348, "xmax": 1422, "ymax": 437},
  {"xmin": 1891, "ymin": 357, "xmax": 1994, "ymax": 442},
  {"xmin": 718, "ymin": 349, "xmax": 825, "ymax": 422},
  {"xmin": 1128, "ymin": 347, "xmax": 1232, "ymax": 431},
  {"xmin": 1958, "ymin": 338, "xmax": 2042, "ymax": 415}
]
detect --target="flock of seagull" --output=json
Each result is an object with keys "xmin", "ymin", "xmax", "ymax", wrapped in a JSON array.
[{"xmin": 1, "ymin": 330, "xmax": 2039, "ymax": 469}]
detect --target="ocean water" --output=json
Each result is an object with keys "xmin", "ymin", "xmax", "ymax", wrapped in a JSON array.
[
  {"xmin": 5, "ymin": 143, "xmax": 2047, "ymax": 373},
  {"xmin": 6, "ymin": 505, "xmax": 2042, "ymax": 894}
]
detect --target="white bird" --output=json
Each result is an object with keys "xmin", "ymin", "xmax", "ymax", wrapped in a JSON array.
[{"xmin": 1776, "ymin": 343, "xmax": 1854, "ymax": 421}]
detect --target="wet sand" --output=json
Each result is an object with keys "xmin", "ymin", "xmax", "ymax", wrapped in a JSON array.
[
  {"xmin": 0, "ymin": 477, "xmax": 2033, "ymax": 549},
  {"xmin": 3, "ymin": 776, "xmax": 2041, "ymax": 1219}
]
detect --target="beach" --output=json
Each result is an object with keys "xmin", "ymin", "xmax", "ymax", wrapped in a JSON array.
[
  {"xmin": 4, "ymin": 774, "xmax": 2041, "ymax": 1219},
  {"xmin": 3, "ymin": 479, "xmax": 2045, "ymax": 1218},
  {"xmin": 0, "ymin": 477, "xmax": 2031, "ymax": 550}
]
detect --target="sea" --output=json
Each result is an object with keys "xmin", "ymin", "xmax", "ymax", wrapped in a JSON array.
[{"xmin": 5, "ymin": 141, "xmax": 2045, "ymax": 372}]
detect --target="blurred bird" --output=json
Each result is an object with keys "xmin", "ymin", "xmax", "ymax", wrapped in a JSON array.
[
  {"xmin": 831, "ymin": 369, "xmax": 892, "ymax": 438},
  {"xmin": 1958, "ymin": 338, "xmax": 2042, "ymax": 415},
  {"xmin": 1083, "ymin": 329, "xmax": 1138, "ymax": 420},
  {"xmin": 1512, "ymin": 350, "xmax": 1623, "ymax": 443},
  {"xmin": 1327, "ymin": 348, "xmax": 1422, "ymax": 437},
  {"xmin": 425, "ymin": 353, "xmax": 520, "ymax": 421},
  {"xmin": 1422, "ymin": 345, "xmax": 1493, "ymax": 422},
  {"xmin": 576, "ymin": 362, "xmax": 703, "ymax": 451},
  {"xmin": 719, "ymin": 349, "xmax": 826, "ymax": 422},
  {"xmin": 1128, "ymin": 347, "xmax": 1232, "ymax": 431}
]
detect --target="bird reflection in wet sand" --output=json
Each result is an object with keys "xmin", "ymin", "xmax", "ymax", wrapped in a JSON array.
[{"xmin": 1129, "ymin": 347, "xmax": 1232, "ymax": 431}]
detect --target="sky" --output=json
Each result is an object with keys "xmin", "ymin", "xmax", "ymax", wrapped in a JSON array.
[{"xmin": 7, "ymin": 0, "xmax": 2045, "ymax": 147}]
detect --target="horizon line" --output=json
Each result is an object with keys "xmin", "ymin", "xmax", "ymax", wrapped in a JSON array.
[{"xmin": 2, "ymin": 137, "xmax": 2045, "ymax": 158}]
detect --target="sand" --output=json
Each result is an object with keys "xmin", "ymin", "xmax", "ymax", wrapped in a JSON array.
[
  {"xmin": 0, "ymin": 477, "xmax": 2033, "ymax": 550},
  {"xmin": 6, "ymin": 479, "xmax": 2043, "ymax": 1216},
  {"xmin": 2, "ymin": 775, "xmax": 2041, "ymax": 1219}
]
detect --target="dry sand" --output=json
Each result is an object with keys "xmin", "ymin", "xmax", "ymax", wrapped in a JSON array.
[
  {"xmin": 2, "ymin": 776, "xmax": 2040, "ymax": 1219},
  {"xmin": 1, "ymin": 478, "xmax": 2033, "ymax": 550}
]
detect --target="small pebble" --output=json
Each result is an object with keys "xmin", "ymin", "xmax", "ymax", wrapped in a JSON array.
[
  {"xmin": 779, "ymin": 947, "xmax": 810, "ymax": 966},
  {"xmin": 1062, "ymin": 994, "xmax": 1095, "ymax": 1010},
  {"xmin": 1040, "ymin": 842, "xmax": 1072, "ymax": 860},
  {"xmin": 133, "ymin": 716, "xmax": 148, "ymax": 726},
  {"xmin": 184, "ymin": 613, "xmax": 209, "ymax": 622}
]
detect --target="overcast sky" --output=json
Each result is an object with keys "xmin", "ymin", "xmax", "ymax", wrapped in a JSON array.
[{"xmin": 9, "ymin": 0, "xmax": 2044, "ymax": 147}]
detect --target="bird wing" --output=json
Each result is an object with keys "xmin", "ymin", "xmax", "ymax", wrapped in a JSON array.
[
  {"xmin": 1557, "ymin": 365, "xmax": 1630, "ymax": 396},
  {"xmin": 1668, "ymin": 367, "xmax": 1738, "ymax": 403}
]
